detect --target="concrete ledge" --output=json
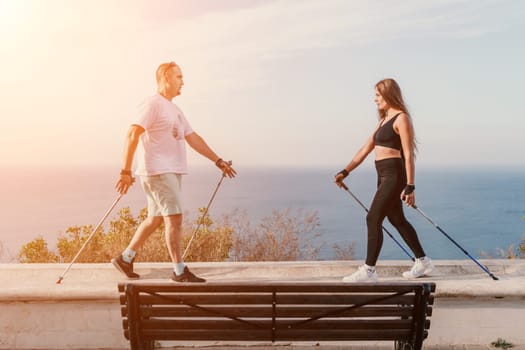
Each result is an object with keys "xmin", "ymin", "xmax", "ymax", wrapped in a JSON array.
[
  {"xmin": 1, "ymin": 260, "xmax": 524, "ymax": 349},
  {"xmin": 2, "ymin": 259, "xmax": 524, "ymax": 299}
]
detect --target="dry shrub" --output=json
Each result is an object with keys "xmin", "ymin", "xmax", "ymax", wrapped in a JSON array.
[
  {"xmin": 479, "ymin": 244, "xmax": 520, "ymax": 259},
  {"xmin": 18, "ymin": 207, "xmax": 343, "ymax": 263},
  {"xmin": 182, "ymin": 207, "xmax": 234, "ymax": 262},
  {"xmin": 18, "ymin": 237, "xmax": 59, "ymax": 263},
  {"xmin": 18, "ymin": 206, "xmax": 233, "ymax": 263},
  {"xmin": 520, "ymin": 236, "xmax": 525, "ymax": 258},
  {"xmin": 332, "ymin": 241, "xmax": 356, "ymax": 260},
  {"xmin": 228, "ymin": 208, "xmax": 323, "ymax": 261}
]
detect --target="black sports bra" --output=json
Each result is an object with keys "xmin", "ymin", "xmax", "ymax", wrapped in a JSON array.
[{"xmin": 373, "ymin": 113, "xmax": 402, "ymax": 150}]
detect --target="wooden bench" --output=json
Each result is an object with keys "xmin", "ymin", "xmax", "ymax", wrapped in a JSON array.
[{"xmin": 118, "ymin": 281, "xmax": 435, "ymax": 350}]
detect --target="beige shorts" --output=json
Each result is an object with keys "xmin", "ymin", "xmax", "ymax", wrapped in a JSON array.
[{"xmin": 140, "ymin": 173, "xmax": 183, "ymax": 217}]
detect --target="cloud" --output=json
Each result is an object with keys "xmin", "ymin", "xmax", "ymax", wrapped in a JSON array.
[
  {"xmin": 160, "ymin": 0, "xmax": 512, "ymax": 60},
  {"xmin": 1, "ymin": 0, "xmax": 522, "ymax": 166}
]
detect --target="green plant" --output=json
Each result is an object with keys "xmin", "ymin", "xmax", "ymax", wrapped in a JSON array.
[
  {"xmin": 491, "ymin": 338, "xmax": 514, "ymax": 349},
  {"xmin": 481, "ymin": 216, "xmax": 525, "ymax": 259},
  {"xmin": 519, "ymin": 216, "xmax": 525, "ymax": 258}
]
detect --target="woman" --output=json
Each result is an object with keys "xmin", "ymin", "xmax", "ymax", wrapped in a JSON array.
[{"xmin": 334, "ymin": 78, "xmax": 434, "ymax": 282}]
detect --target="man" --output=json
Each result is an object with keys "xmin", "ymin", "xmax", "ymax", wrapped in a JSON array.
[{"xmin": 112, "ymin": 61, "xmax": 236, "ymax": 282}]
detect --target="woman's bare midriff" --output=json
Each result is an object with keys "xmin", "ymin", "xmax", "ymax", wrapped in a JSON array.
[{"xmin": 374, "ymin": 145, "xmax": 401, "ymax": 161}]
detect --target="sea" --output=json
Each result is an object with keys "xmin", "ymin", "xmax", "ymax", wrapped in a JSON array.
[{"xmin": 1, "ymin": 165, "xmax": 524, "ymax": 263}]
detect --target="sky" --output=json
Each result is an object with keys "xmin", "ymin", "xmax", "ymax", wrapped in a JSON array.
[{"xmin": 1, "ymin": 0, "xmax": 524, "ymax": 171}]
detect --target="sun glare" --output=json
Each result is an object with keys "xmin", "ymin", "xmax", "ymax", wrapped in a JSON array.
[
  {"xmin": 0, "ymin": 0, "xmax": 40, "ymax": 59},
  {"xmin": 0, "ymin": 1, "xmax": 26, "ymax": 30}
]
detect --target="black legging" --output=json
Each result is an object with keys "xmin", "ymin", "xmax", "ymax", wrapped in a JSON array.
[{"xmin": 365, "ymin": 158, "xmax": 425, "ymax": 266}]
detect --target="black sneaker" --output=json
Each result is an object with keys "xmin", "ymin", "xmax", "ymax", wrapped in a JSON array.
[
  {"xmin": 171, "ymin": 266, "xmax": 206, "ymax": 283},
  {"xmin": 111, "ymin": 255, "xmax": 140, "ymax": 279}
]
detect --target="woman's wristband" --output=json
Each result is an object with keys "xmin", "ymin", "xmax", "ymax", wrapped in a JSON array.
[
  {"xmin": 215, "ymin": 158, "xmax": 224, "ymax": 167},
  {"xmin": 337, "ymin": 169, "xmax": 349, "ymax": 178},
  {"xmin": 120, "ymin": 169, "xmax": 132, "ymax": 176},
  {"xmin": 404, "ymin": 184, "xmax": 415, "ymax": 195}
]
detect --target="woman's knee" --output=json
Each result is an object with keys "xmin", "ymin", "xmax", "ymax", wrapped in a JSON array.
[
  {"xmin": 387, "ymin": 216, "xmax": 403, "ymax": 228},
  {"xmin": 366, "ymin": 211, "xmax": 382, "ymax": 227}
]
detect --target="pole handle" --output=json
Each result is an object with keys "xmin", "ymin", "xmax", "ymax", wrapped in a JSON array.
[{"xmin": 336, "ymin": 180, "xmax": 349, "ymax": 191}]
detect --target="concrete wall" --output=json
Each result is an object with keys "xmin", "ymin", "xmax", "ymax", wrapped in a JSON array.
[
  {"xmin": 0, "ymin": 300, "xmax": 125, "ymax": 349},
  {"xmin": 1, "ymin": 260, "xmax": 524, "ymax": 349}
]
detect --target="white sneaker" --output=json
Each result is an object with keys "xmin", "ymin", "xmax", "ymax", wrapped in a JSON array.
[
  {"xmin": 343, "ymin": 265, "xmax": 378, "ymax": 283},
  {"xmin": 402, "ymin": 257, "xmax": 435, "ymax": 279}
]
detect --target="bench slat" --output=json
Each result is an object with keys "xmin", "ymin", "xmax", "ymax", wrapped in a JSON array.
[
  {"xmin": 127, "ymin": 282, "xmax": 433, "ymax": 293},
  {"xmin": 124, "ymin": 318, "xmax": 431, "ymax": 331},
  {"xmin": 140, "ymin": 329, "xmax": 414, "ymax": 341},
  {"xmin": 140, "ymin": 318, "xmax": 417, "ymax": 330},
  {"xmin": 137, "ymin": 305, "xmax": 427, "ymax": 318},
  {"xmin": 133, "ymin": 293, "xmax": 422, "ymax": 306}
]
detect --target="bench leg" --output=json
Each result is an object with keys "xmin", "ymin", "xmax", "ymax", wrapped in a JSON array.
[
  {"xmin": 144, "ymin": 340, "xmax": 154, "ymax": 350},
  {"xmin": 131, "ymin": 339, "xmax": 154, "ymax": 350},
  {"xmin": 395, "ymin": 340, "xmax": 414, "ymax": 350}
]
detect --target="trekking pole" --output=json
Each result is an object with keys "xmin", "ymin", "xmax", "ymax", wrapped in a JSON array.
[
  {"xmin": 56, "ymin": 193, "xmax": 124, "ymax": 284},
  {"xmin": 413, "ymin": 205, "xmax": 499, "ymax": 280},
  {"xmin": 338, "ymin": 181, "xmax": 415, "ymax": 261},
  {"xmin": 182, "ymin": 161, "xmax": 231, "ymax": 259}
]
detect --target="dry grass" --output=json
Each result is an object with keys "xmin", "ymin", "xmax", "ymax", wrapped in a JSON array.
[{"xmin": 228, "ymin": 208, "xmax": 324, "ymax": 261}]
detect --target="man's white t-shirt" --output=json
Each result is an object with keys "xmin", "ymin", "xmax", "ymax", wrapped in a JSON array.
[{"xmin": 134, "ymin": 94, "xmax": 194, "ymax": 176}]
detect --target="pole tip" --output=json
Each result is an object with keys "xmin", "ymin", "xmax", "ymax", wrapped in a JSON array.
[
  {"xmin": 492, "ymin": 275, "xmax": 499, "ymax": 281},
  {"xmin": 56, "ymin": 277, "xmax": 63, "ymax": 284}
]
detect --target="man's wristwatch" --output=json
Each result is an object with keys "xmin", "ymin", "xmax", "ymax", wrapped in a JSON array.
[{"xmin": 337, "ymin": 169, "xmax": 349, "ymax": 178}]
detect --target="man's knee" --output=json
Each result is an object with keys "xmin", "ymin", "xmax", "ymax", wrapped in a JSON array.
[
  {"xmin": 164, "ymin": 214, "xmax": 183, "ymax": 230},
  {"xmin": 143, "ymin": 216, "xmax": 163, "ymax": 228}
]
